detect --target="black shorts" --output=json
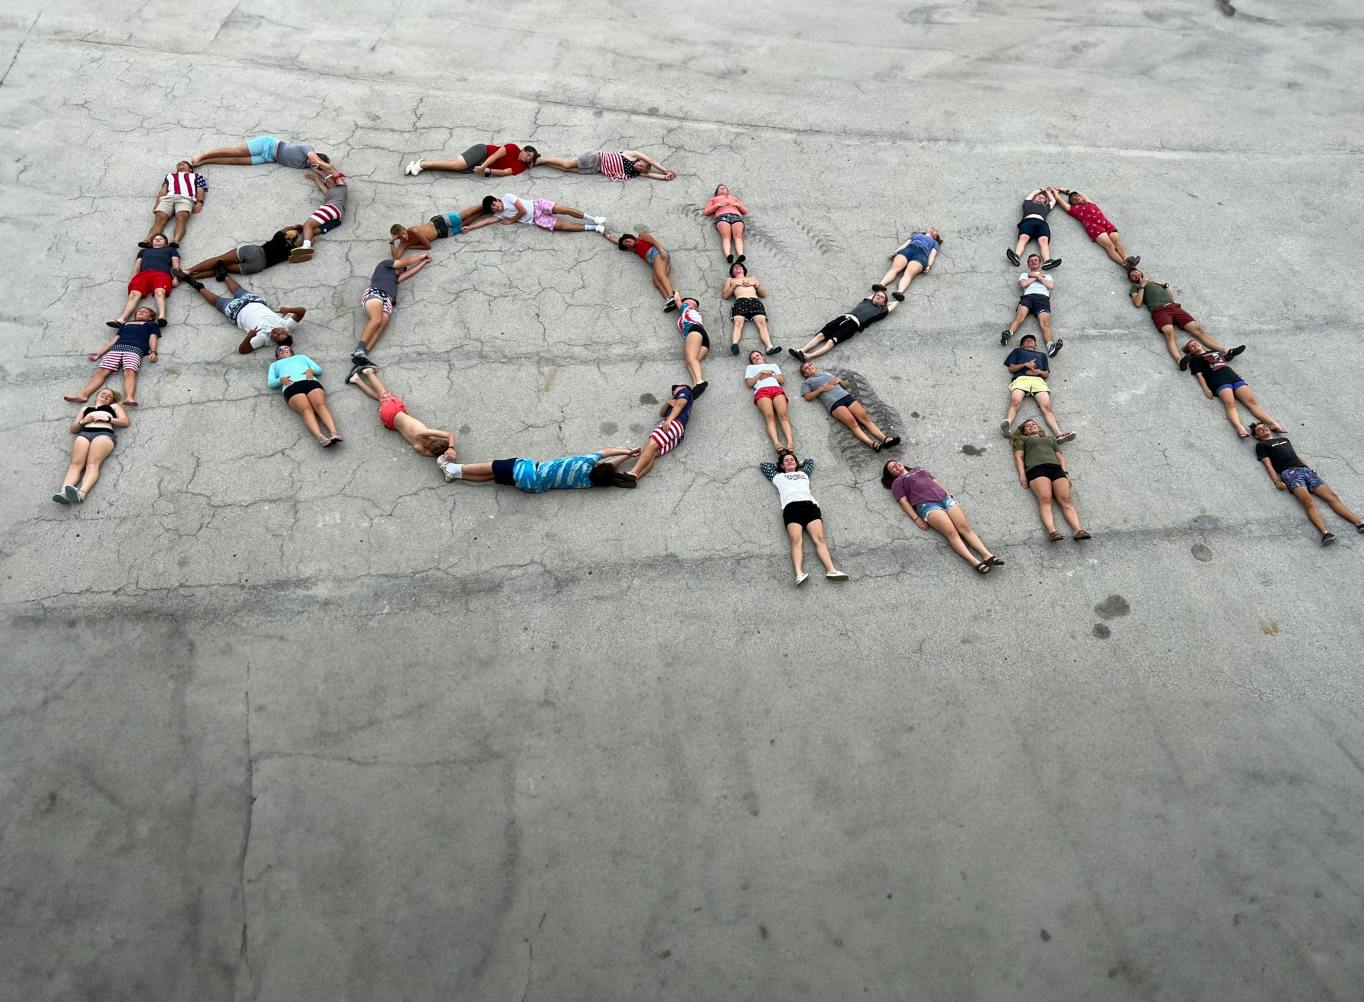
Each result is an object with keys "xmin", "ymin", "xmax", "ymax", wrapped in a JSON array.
[
  {"xmin": 1017, "ymin": 216, "xmax": 1051, "ymax": 240},
  {"xmin": 491, "ymin": 458, "xmax": 518, "ymax": 485},
  {"xmin": 78, "ymin": 428, "xmax": 116, "ymax": 443},
  {"xmin": 1026, "ymin": 463, "xmax": 1068, "ymax": 483},
  {"xmin": 829, "ymin": 394, "xmax": 856, "ymax": 413},
  {"xmin": 283, "ymin": 378, "xmax": 322, "ymax": 400},
  {"xmin": 431, "ymin": 213, "xmax": 450, "ymax": 238},
  {"xmin": 820, "ymin": 315, "xmax": 860, "ymax": 345},
  {"xmin": 782, "ymin": 500, "xmax": 822, "ymax": 527},
  {"xmin": 1018, "ymin": 294, "xmax": 1051, "ymax": 317},
  {"xmin": 682, "ymin": 323, "xmax": 710, "ymax": 349},
  {"xmin": 732, "ymin": 297, "xmax": 766, "ymax": 320}
]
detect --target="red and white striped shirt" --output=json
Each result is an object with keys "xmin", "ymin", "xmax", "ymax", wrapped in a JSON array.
[{"xmin": 163, "ymin": 171, "xmax": 208, "ymax": 197}]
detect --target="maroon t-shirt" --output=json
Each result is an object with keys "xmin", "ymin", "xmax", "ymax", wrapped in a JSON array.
[{"xmin": 891, "ymin": 469, "xmax": 946, "ymax": 507}]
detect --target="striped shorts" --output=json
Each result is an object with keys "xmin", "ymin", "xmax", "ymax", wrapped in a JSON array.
[
  {"xmin": 648, "ymin": 420, "xmax": 684, "ymax": 456},
  {"xmin": 361, "ymin": 288, "xmax": 393, "ymax": 315},
  {"xmin": 99, "ymin": 349, "xmax": 142, "ymax": 372},
  {"xmin": 309, "ymin": 201, "xmax": 343, "ymax": 232}
]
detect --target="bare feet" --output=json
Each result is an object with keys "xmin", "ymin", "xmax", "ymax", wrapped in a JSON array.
[
  {"xmin": 125, "ymin": 398, "xmax": 139, "ymax": 407},
  {"xmin": 63, "ymin": 394, "xmax": 88, "ymax": 403}
]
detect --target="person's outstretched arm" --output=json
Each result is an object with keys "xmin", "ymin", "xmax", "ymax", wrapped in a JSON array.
[
  {"xmin": 598, "ymin": 447, "xmax": 642, "ymax": 459},
  {"xmin": 1052, "ymin": 190, "xmax": 1073, "ymax": 212},
  {"xmin": 1258, "ymin": 456, "xmax": 1286, "ymax": 490},
  {"xmin": 600, "ymin": 231, "xmax": 624, "ymax": 248},
  {"xmin": 395, "ymin": 254, "xmax": 432, "ymax": 281},
  {"xmin": 87, "ymin": 336, "xmax": 118, "ymax": 361}
]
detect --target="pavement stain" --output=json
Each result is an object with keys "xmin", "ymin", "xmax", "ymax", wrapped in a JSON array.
[{"xmin": 1094, "ymin": 595, "xmax": 1131, "ymax": 620}]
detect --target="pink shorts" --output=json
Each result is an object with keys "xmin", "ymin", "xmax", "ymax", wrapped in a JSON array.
[
  {"xmin": 753, "ymin": 385, "xmax": 785, "ymax": 405},
  {"xmin": 378, "ymin": 394, "xmax": 406, "ymax": 431},
  {"xmin": 99, "ymin": 349, "xmax": 142, "ymax": 372},
  {"xmin": 531, "ymin": 198, "xmax": 559, "ymax": 230},
  {"xmin": 648, "ymin": 420, "xmax": 684, "ymax": 456}
]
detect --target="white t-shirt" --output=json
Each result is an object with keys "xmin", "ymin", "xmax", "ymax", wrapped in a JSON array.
[
  {"xmin": 1020, "ymin": 273, "xmax": 1051, "ymax": 297},
  {"xmin": 495, "ymin": 192, "xmax": 527, "ymax": 223},
  {"xmin": 772, "ymin": 471, "xmax": 816, "ymax": 508},
  {"xmin": 238, "ymin": 302, "xmax": 300, "ymax": 346},
  {"xmin": 745, "ymin": 362, "xmax": 781, "ymax": 395}
]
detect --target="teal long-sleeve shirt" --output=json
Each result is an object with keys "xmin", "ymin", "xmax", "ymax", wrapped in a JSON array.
[{"xmin": 267, "ymin": 354, "xmax": 323, "ymax": 392}]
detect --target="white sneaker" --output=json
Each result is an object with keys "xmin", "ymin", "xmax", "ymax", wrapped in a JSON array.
[
  {"xmin": 795, "ymin": 572, "xmax": 809, "ymax": 587},
  {"xmin": 437, "ymin": 458, "xmax": 458, "ymax": 482},
  {"xmin": 588, "ymin": 215, "xmax": 606, "ymax": 227},
  {"xmin": 590, "ymin": 223, "xmax": 605, "ymax": 234},
  {"xmin": 405, "ymin": 160, "xmax": 422, "ymax": 176}
]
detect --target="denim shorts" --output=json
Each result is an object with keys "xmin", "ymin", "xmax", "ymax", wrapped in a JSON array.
[
  {"xmin": 246, "ymin": 134, "xmax": 279, "ymax": 164},
  {"xmin": 645, "ymin": 246, "xmax": 660, "ymax": 265},
  {"xmin": 897, "ymin": 244, "xmax": 930, "ymax": 268},
  {"xmin": 913, "ymin": 495, "xmax": 958, "ymax": 520}
]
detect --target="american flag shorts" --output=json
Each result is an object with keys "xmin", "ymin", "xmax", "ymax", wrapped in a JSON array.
[
  {"xmin": 99, "ymin": 349, "xmax": 142, "ymax": 372},
  {"xmin": 649, "ymin": 420, "xmax": 684, "ymax": 456}
]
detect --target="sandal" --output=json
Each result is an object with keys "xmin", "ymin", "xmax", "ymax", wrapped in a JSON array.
[
  {"xmin": 892, "ymin": 291, "xmax": 905, "ymax": 302},
  {"xmin": 1073, "ymin": 530, "xmax": 1092, "ymax": 541},
  {"xmin": 612, "ymin": 472, "xmax": 638, "ymax": 488},
  {"xmin": 106, "ymin": 320, "xmax": 122, "ymax": 329},
  {"xmin": 881, "ymin": 435, "xmax": 901, "ymax": 450},
  {"xmin": 974, "ymin": 561, "xmax": 992, "ymax": 575},
  {"xmin": 985, "ymin": 555, "xmax": 1005, "ymax": 566},
  {"xmin": 1048, "ymin": 531, "xmax": 1065, "ymax": 542}
]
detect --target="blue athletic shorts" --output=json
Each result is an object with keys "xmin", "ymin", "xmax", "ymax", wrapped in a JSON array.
[
  {"xmin": 1220, "ymin": 379, "xmax": 1247, "ymax": 394},
  {"xmin": 246, "ymin": 134, "xmax": 279, "ymax": 165},
  {"xmin": 1281, "ymin": 466, "xmax": 1324, "ymax": 492}
]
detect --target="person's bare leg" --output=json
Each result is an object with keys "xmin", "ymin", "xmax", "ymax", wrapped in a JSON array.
[
  {"xmin": 288, "ymin": 395, "xmax": 327, "ymax": 443},
  {"xmin": 807, "ymin": 520, "xmax": 837, "ymax": 574},
  {"xmin": 651, "ymin": 257, "xmax": 677, "ymax": 302},
  {"xmin": 418, "ymin": 156, "xmax": 472, "ymax": 172},
  {"xmin": 895, "ymin": 262, "xmax": 925, "ymax": 296},
  {"xmin": 774, "ymin": 395, "xmax": 794, "ymax": 450},
  {"xmin": 144, "ymin": 212, "xmax": 171, "ymax": 244},
  {"xmin": 1038, "ymin": 235, "xmax": 1052, "ymax": 261},
  {"xmin": 62, "ymin": 438, "xmax": 90, "ymax": 490},
  {"xmin": 1029, "ymin": 478, "xmax": 1058, "ymax": 533},
  {"xmin": 1182, "ymin": 320, "xmax": 1226, "ymax": 352},
  {"xmin": 170, "ymin": 211, "xmax": 190, "ymax": 245},
  {"xmin": 552, "ymin": 203, "xmax": 585, "ymax": 219},
  {"xmin": 1038, "ymin": 311, "xmax": 1054, "ymax": 348},
  {"xmin": 925, "ymin": 508, "xmax": 980, "ymax": 566},
  {"xmin": 1109, "ymin": 232, "xmax": 1131, "ymax": 260},
  {"xmin": 193, "ymin": 144, "xmax": 251, "ymax": 166},
  {"xmin": 1290, "ymin": 486, "xmax": 1329, "ymax": 534},
  {"xmin": 754, "ymin": 316, "xmax": 774, "ymax": 350},
  {"xmin": 1312, "ymin": 484, "xmax": 1363, "ymax": 527},
  {"xmin": 878, "ymin": 257, "xmax": 906, "ymax": 288},
  {"xmin": 801, "ymin": 338, "xmax": 836, "ymax": 360},
  {"xmin": 551, "ymin": 220, "xmax": 587, "ymax": 232},
  {"xmin": 1159, "ymin": 326, "xmax": 1182, "ymax": 364},
  {"xmin": 1216, "ymin": 388, "xmax": 1248, "ymax": 437},
  {"xmin": 353, "ymin": 367, "xmax": 389, "ymax": 401},
  {"xmin": 626, "ymin": 442, "xmax": 661, "ymax": 480},
  {"xmin": 307, "ymin": 388, "xmax": 338, "ymax": 438},
  {"xmin": 757, "ymin": 397, "xmax": 781, "ymax": 451},
  {"xmin": 360, "ymin": 301, "xmax": 390, "ymax": 351},
  {"xmin": 717, "ymin": 220, "xmax": 733, "ymax": 258},
  {"xmin": 116, "ymin": 291, "xmax": 141, "ymax": 323},
  {"xmin": 733, "ymin": 221, "xmax": 745, "ymax": 258},
  {"xmin": 684, "ymin": 335, "xmax": 705, "ymax": 385},
  {"xmin": 849, "ymin": 402, "xmax": 887, "ymax": 443},
  {"xmin": 1052, "ymin": 477, "xmax": 1084, "ymax": 534},
  {"xmin": 122, "ymin": 368, "xmax": 139, "ymax": 406},
  {"xmin": 1035, "ymin": 392, "xmax": 1064, "ymax": 438},
  {"xmin": 833, "ymin": 407, "xmax": 876, "ymax": 447},
  {"xmin": 1013, "ymin": 233, "xmax": 1029, "ymax": 258},
  {"xmin": 536, "ymin": 156, "xmax": 577, "ymax": 172},
  {"xmin": 946, "ymin": 506, "xmax": 994, "ymax": 563},
  {"xmin": 1234, "ymin": 386, "xmax": 1281, "ymax": 430},
  {"xmin": 1004, "ymin": 388, "xmax": 1026, "ymax": 426},
  {"xmin": 731, "ymin": 317, "xmax": 745, "ymax": 351},
  {"xmin": 1006, "ymin": 305, "xmax": 1029, "ymax": 337},
  {"xmin": 1095, "ymin": 232, "xmax": 1126, "ymax": 265},
  {"xmin": 451, "ymin": 462, "xmax": 500, "ymax": 482},
  {"xmin": 786, "ymin": 523, "xmax": 805, "ymax": 579},
  {"xmin": 78, "ymin": 437, "xmax": 115, "ymax": 496},
  {"xmin": 153, "ymin": 287, "xmax": 168, "ymax": 323},
  {"xmin": 66, "ymin": 367, "xmax": 112, "ymax": 402},
  {"xmin": 195, "ymin": 286, "xmax": 222, "ymax": 309}
]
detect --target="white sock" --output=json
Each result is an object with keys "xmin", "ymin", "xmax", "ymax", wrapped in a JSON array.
[
  {"xmin": 442, "ymin": 462, "xmax": 463, "ymax": 480},
  {"xmin": 301, "ymin": 240, "xmax": 311, "ymax": 249}
]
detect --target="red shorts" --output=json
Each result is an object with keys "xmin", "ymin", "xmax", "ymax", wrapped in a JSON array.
[
  {"xmin": 1084, "ymin": 219, "xmax": 1118, "ymax": 240},
  {"xmin": 378, "ymin": 394, "xmax": 406, "ymax": 430},
  {"xmin": 128, "ymin": 270, "xmax": 172, "ymax": 296},
  {"xmin": 753, "ymin": 385, "xmax": 786, "ymax": 405},
  {"xmin": 648, "ymin": 420, "xmax": 684, "ymax": 456},
  {"xmin": 1151, "ymin": 303, "xmax": 1196, "ymax": 332}
]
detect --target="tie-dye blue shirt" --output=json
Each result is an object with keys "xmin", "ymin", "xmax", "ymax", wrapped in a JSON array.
[{"xmin": 512, "ymin": 452, "xmax": 605, "ymax": 493}]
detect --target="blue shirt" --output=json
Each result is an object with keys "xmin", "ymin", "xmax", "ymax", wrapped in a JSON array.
[
  {"xmin": 267, "ymin": 354, "xmax": 323, "ymax": 392},
  {"xmin": 670, "ymin": 387, "xmax": 695, "ymax": 428},
  {"xmin": 908, "ymin": 232, "xmax": 938, "ymax": 254},
  {"xmin": 1004, "ymin": 346, "xmax": 1049, "ymax": 375},
  {"xmin": 512, "ymin": 452, "xmax": 605, "ymax": 493},
  {"xmin": 114, "ymin": 320, "xmax": 159, "ymax": 355}
]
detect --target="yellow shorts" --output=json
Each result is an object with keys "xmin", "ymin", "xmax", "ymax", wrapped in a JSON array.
[
  {"xmin": 1009, "ymin": 375, "xmax": 1050, "ymax": 396},
  {"xmin": 156, "ymin": 193, "xmax": 195, "ymax": 216}
]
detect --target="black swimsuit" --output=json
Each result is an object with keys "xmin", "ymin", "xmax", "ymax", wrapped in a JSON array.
[{"xmin": 79, "ymin": 405, "xmax": 117, "ymax": 442}]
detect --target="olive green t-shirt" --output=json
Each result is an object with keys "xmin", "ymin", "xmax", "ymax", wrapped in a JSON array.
[
  {"xmin": 1132, "ymin": 281, "xmax": 1173, "ymax": 311},
  {"xmin": 1018, "ymin": 433, "xmax": 1061, "ymax": 469}
]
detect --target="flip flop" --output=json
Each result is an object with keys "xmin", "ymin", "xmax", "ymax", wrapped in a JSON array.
[
  {"xmin": 1048, "ymin": 531, "xmax": 1065, "ymax": 542},
  {"xmin": 881, "ymin": 435, "xmax": 901, "ymax": 449},
  {"xmin": 612, "ymin": 473, "xmax": 638, "ymax": 488},
  {"xmin": 1073, "ymin": 530, "xmax": 1092, "ymax": 541}
]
